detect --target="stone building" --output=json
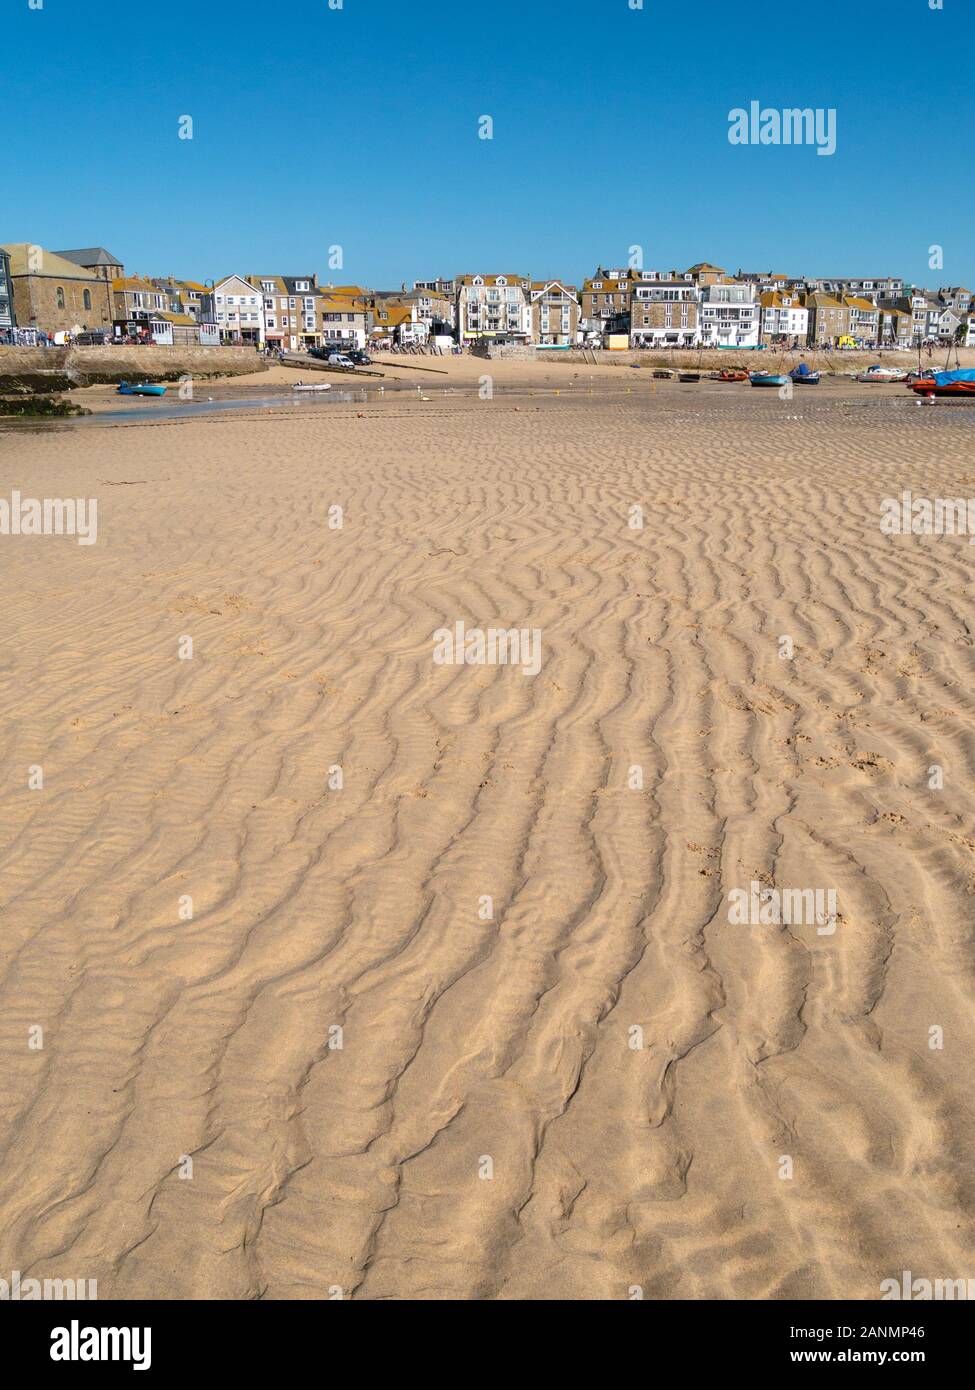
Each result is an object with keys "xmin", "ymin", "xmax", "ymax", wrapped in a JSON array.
[{"xmin": 0, "ymin": 243, "xmax": 113, "ymax": 334}]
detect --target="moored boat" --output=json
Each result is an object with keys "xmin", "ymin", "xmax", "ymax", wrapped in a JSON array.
[
  {"xmin": 749, "ymin": 372, "xmax": 788, "ymax": 387},
  {"xmin": 907, "ymin": 368, "xmax": 975, "ymax": 398},
  {"xmin": 856, "ymin": 365, "xmax": 907, "ymax": 383},
  {"xmin": 678, "ymin": 372, "xmax": 700, "ymax": 382},
  {"xmin": 116, "ymin": 380, "xmax": 167, "ymax": 396},
  {"xmin": 291, "ymin": 381, "xmax": 332, "ymax": 392},
  {"xmin": 790, "ymin": 365, "xmax": 820, "ymax": 385},
  {"xmin": 716, "ymin": 368, "xmax": 749, "ymax": 382}
]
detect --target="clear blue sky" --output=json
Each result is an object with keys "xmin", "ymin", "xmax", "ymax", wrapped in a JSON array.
[{"xmin": 8, "ymin": 0, "xmax": 973, "ymax": 289}]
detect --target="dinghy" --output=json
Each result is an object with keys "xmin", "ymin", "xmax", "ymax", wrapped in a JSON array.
[
  {"xmin": 749, "ymin": 373, "xmax": 788, "ymax": 387},
  {"xmin": 291, "ymin": 381, "xmax": 332, "ymax": 392},
  {"xmin": 790, "ymin": 364, "xmax": 820, "ymax": 385},
  {"xmin": 116, "ymin": 381, "xmax": 167, "ymax": 396}
]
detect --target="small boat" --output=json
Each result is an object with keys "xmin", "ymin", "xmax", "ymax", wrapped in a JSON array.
[
  {"xmin": 116, "ymin": 380, "xmax": 167, "ymax": 396},
  {"xmin": 678, "ymin": 372, "xmax": 700, "ymax": 383},
  {"xmin": 749, "ymin": 373, "xmax": 789, "ymax": 387},
  {"xmin": 716, "ymin": 368, "xmax": 748, "ymax": 382},
  {"xmin": 856, "ymin": 366, "xmax": 907, "ymax": 383},
  {"xmin": 652, "ymin": 369, "xmax": 674, "ymax": 379},
  {"xmin": 907, "ymin": 368, "xmax": 975, "ymax": 398},
  {"xmin": 790, "ymin": 365, "xmax": 820, "ymax": 385},
  {"xmin": 291, "ymin": 381, "xmax": 332, "ymax": 392}
]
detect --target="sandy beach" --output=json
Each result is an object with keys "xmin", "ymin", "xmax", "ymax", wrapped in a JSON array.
[{"xmin": 2, "ymin": 365, "xmax": 974, "ymax": 1300}]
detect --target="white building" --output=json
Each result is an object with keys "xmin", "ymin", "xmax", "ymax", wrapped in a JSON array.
[
  {"xmin": 211, "ymin": 274, "xmax": 265, "ymax": 345},
  {"xmin": 698, "ymin": 281, "xmax": 760, "ymax": 348},
  {"xmin": 456, "ymin": 274, "xmax": 532, "ymax": 342}
]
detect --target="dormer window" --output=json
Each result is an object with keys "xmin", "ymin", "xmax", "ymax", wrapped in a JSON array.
[
  {"xmin": 262, "ymin": 281, "xmax": 274, "ymax": 292},
  {"xmin": 296, "ymin": 281, "xmax": 309, "ymax": 291},
  {"xmin": 472, "ymin": 276, "xmax": 484, "ymax": 286},
  {"xmin": 497, "ymin": 277, "xmax": 507, "ymax": 286}
]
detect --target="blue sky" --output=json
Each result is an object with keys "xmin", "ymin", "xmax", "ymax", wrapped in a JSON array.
[{"xmin": 8, "ymin": 0, "xmax": 973, "ymax": 289}]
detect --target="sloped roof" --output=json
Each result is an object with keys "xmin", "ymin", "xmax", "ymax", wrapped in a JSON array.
[
  {"xmin": 54, "ymin": 247, "xmax": 122, "ymax": 267},
  {"xmin": 1, "ymin": 243, "xmax": 103, "ymax": 279}
]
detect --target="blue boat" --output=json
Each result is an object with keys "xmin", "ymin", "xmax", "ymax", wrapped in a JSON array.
[
  {"xmin": 117, "ymin": 380, "xmax": 167, "ymax": 397},
  {"xmin": 749, "ymin": 372, "xmax": 789, "ymax": 387},
  {"xmin": 790, "ymin": 364, "xmax": 820, "ymax": 385}
]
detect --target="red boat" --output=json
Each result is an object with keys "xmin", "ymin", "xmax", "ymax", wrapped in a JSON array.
[
  {"xmin": 908, "ymin": 369, "xmax": 975, "ymax": 398},
  {"xmin": 716, "ymin": 368, "xmax": 748, "ymax": 382}
]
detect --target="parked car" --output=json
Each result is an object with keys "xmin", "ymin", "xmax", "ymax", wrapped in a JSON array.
[
  {"xmin": 346, "ymin": 349, "xmax": 372, "ymax": 366},
  {"xmin": 73, "ymin": 331, "xmax": 109, "ymax": 346},
  {"xmin": 326, "ymin": 351, "xmax": 354, "ymax": 367}
]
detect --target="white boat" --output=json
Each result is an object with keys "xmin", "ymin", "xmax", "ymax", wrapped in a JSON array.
[
  {"xmin": 291, "ymin": 380, "xmax": 332, "ymax": 392},
  {"xmin": 856, "ymin": 366, "xmax": 907, "ymax": 383}
]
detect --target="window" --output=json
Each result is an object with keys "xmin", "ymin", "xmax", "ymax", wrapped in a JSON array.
[
  {"xmin": 56, "ymin": 286, "xmax": 65, "ymax": 309},
  {"xmin": 83, "ymin": 289, "xmax": 92, "ymax": 310},
  {"xmin": 262, "ymin": 281, "xmax": 275, "ymax": 293}
]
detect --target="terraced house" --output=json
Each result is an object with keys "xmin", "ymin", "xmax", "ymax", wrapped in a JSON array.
[
  {"xmin": 843, "ymin": 295, "xmax": 880, "ymax": 347},
  {"xmin": 455, "ymin": 274, "xmax": 532, "ymax": 342},
  {"xmin": 529, "ymin": 279, "xmax": 580, "ymax": 345},
  {"xmin": 759, "ymin": 289, "xmax": 808, "ymax": 344},
  {"xmin": 580, "ymin": 267, "xmax": 637, "ymax": 338},
  {"xmin": 629, "ymin": 277, "xmax": 700, "ymax": 347},
  {"xmin": 698, "ymin": 280, "xmax": 759, "ymax": 348},
  {"xmin": 249, "ymin": 274, "xmax": 322, "ymax": 352},
  {"xmin": 803, "ymin": 291, "xmax": 850, "ymax": 346},
  {"xmin": 211, "ymin": 274, "xmax": 264, "ymax": 344}
]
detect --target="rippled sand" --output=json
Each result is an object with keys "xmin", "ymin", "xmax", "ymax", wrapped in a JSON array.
[{"xmin": 2, "ymin": 377, "xmax": 974, "ymax": 1299}]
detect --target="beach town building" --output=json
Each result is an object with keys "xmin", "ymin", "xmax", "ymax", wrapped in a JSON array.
[
  {"xmin": 151, "ymin": 277, "xmax": 210, "ymax": 322},
  {"xmin": 806, "ymin": 275, "xmax": 904, "ymax": 303},
  {"xmin": 843, "ymin": 296, "xmax": 881, "ymax": 347},
  {"xmin": 247, "ymin": 274, "xmax": 323, "ymax": 352},
  {"xmin": 923, "ymin": 295, "xmax": 962, "ymax": 340},
  {"xmin": 413, "ymin": 277, "xmax": 456, "ymax": 301},
  {"xmin": 889, "ymin": 287, "xmax": 931, "ymax": 342},
  {"xmin": 877, "ymin": 305, "xmax": 914, "ymax": 348},
  {"xmin": 455, "ymin": 274, "xmax": 532, "ymax": 342},
  {"xmin": 112, "ymin": 276, "xmax": 171, "ymax": 323},
  {"xmin": 629, "ymin": 278, "xmax": 700, "ymax": 347},
  {"xmin": 53, "ymin": 247, "xmax": 125, "ymax": 284},
  {"xmin": 0, "ymin": 248, "xmax": 14, "ymax": 328},
  {"xmin": 318, "ymin": 291, "xmax": 369, "ymax": 349},
  {"xmin": 211, "ymin": 274, "xmax": 265, "ymax": 344},
  {"xmin": 580, "ymin": 268, "xmax": 639, "ymax": 338},
  {"xmin": 685, "ymin": 262, "xmax": 726, "ymax": 287},
  {"xmin": 1, "ymin": 242, "xmax": 113, "ymax": 335},
  {"xmin": 738, "ymin": 270, "xmax": 793, "ymax": 292},
  {"xmin": 939, "ymin": 286, "xmax": 972, "ymax": 316},
  {"xmin": 803, "ymin": 292, "xmax": 851, "ymax": 346},
  {"xmin": 698, "ymin": 280, "xmax": 760, "ymax": 348},
  {"xmin": 759, "ymin": 289, "xmax": 808, "ymax": 344},
  {"xmin": 369, "ymin": 298, "xmax": 428, "ymax": 345},
  {"xmin": 400, "ymin": 287, "xmax": 454, "ymax": 333},
  {"xmin": 529, "ymin": 280, "xmax": 581, "ymax": 344}
]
